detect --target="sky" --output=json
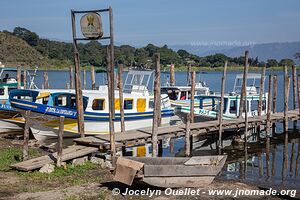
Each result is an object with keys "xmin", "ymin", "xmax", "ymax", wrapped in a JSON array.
[{"xmin": 0, "ymin": 0, "xmax": 300, "ymax": 46}]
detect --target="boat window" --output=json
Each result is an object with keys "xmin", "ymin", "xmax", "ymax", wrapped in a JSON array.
[
  {"xmin": 180, "ymin": 91, "xmax": 187, "ymax": 100},
  {"xmin": 0, "ymin": 88, "xmax": 4, "ymax": 96},
  {"xmin": 70, "ymin": 96, "xmax": 76, "ymax": 109},
  {"xmin": 251, "ymin": 100, "xmax": 259, "ymax": 112},
  {"xmin": 42, "ymin": 97, "xmax": 49, "ymax": 105},
  {"xmin": 115, "ymin": 98, "xmax": 120, "ymax": 110},
  {"xmin": 229, "ymin": 100, "xmax": 237, "ymax": 114},
  {"xmin": 55, "ymin": 95, "xmax": 68, "ymax": 107},
  {"xmin": 13, "ymin": 95, "xmax": 33, "ymax": 102},
  {"xmin": 124, "ymin": 99, "xmax": 133, "ymax": 110},
  {"xmin": 149, "ymin": 98, "xmax": 154, "ymax": 109},
  {"xmin": 262, "ymin": 100, "xmax": 266, "ymax": 111},
  {"xmin": 92, "ymin": 99, "xmax": 105, "ymax": 110},
  {"xmin": 137, "ymin": 98, "xmax": 146, "ymax": 112}
]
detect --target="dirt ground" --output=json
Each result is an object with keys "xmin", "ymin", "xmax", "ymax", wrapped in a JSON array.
[{"xmin": 0, "ymin": 137, "xmax": 294, "ymax": 200}]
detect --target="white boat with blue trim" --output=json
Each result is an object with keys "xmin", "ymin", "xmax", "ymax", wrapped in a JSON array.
[
  {"xmin": 177, "ymin": 73, "xmax": 268, "ymax": 121},
  {"xmin": 9, "ymin": 70, "xmax": 174, "ymax": 140}
]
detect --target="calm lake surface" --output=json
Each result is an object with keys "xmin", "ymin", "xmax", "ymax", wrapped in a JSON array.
[{"xmin": 33, "ymin": 70, "xmax": 300, "ymax": 189}]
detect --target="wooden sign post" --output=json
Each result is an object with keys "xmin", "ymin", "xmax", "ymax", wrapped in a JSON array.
[{"xmin": 71, "ymin": 7, "xmax": 115, "ymax": 146}]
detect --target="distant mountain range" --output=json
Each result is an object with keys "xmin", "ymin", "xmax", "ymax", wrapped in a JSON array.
[{"xmin": 170, "ymin": 42, "xmax": 300, "ymax": 64}]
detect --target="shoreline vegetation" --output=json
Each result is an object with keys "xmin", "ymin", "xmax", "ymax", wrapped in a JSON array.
[{"xmin": 1, "ymin": 27, "xmax": 299, "ymax": 72}]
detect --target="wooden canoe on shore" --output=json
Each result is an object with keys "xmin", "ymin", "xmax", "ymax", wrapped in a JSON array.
[{"xmin": 114, "ymin": 155, "xmax": 227, "ymax": 188}]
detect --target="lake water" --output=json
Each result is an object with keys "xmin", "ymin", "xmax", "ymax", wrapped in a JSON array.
[{"xmin": 31, "ymin": 70, "xmax": 300, "ymax": 190}]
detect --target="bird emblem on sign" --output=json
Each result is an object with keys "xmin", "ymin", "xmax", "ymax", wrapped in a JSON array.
[{"xmin": 87, "ymin": 15, "xmax": 95, "ymax": 26}]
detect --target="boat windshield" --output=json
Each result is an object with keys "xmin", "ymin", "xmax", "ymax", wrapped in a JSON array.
[{"xmin": 233, "ymin": 73, "xmax": 261, "ymax": 94}]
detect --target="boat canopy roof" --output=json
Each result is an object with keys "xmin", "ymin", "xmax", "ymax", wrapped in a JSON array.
[{"xmin": 123, "ymin": 70, "xmax": 154, "ymax": 94}]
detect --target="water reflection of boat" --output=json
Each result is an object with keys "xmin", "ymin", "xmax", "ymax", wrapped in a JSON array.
[
  {"xmin": 114, "ymin": 155, "xmax": 227, "ymax": 188},
  {"xmin": 9, "ymin": 70, "xmax": 174, "ymax": 140},
  {"xmin": 178, "ymin": 74, "xmax": 268, "ymax": 121}
]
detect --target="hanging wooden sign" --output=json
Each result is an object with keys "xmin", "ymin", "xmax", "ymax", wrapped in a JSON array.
[{"xmin": 80, "ymin": 12, "xmax": 103, "ymax": 39}]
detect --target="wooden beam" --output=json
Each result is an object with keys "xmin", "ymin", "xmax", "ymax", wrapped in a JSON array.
[
  {"xmin": 57, "ymin": 116, "xmax": 64, "ymax": 167},
  {"xmin": 106, "ymin": 46, "xmax": 116, "ymax": 164},
  {"xmin": 185, "ymin": 113, "xmax": 191, "ymax": 157},
  {"xmin": 23, "ymin": 110, "xmax": 30, "ymax": 161},
  {"xmin": 118, "ymin": 63, "xmax": 125, "ymax": 133},
  {"xmin": 170, "ymin": 64, "xmax": 175, "ymax": 86},
  {"xmin": 71, "ymin": 10, "xmax": 85, "ymax": 137},
  {"xmin": 298, "ymin": 74, "xmax": 300, "ymax": 115},
  {"xmin": 17, "ymin": 65, "xmax": 21, "ymax": 89},
  {"xmin": 190, "ymin": 71, "xmax": 196, "ymax": 123},
  {"xmin": 69, "ymin": 65, "xmax": 74, "ymax": 89},
  {"xmin": 266, "ymin": 75, "xmax": 273, "ymax": 178},
  {"xmin": 91, "ymin": 65, "xmax": 96, "ymax": 90},
  {"xmin": 218, "ymin": 61, "xmax": 227, "ymax": 151},
  {"xmin": 187, "ymin": 63, "xmax": 192, "ymax": 85},
  {"xmin": 238, "ymin": 51, "xmax": 249, "ymax": 118},
  {"xmin": 23, "ymin": 69, "xmax": 27, "ymax": 89},
  {"xmin": 258, "ymin": 65, "xmax": 266, "ymax": 116},
  {"xmin": 43, "ymin": 71, "xmax": 49, "ymax": 89},
  {"xmin": 292, "ymin": 65, "xmax": 297, "ymax": 128},
  {"xmin": 152, "ymin": 53, "xmax": 161, "ymax": 157},
  {"xmin": 283, "ymin": 65, "xmax": 290, "ymax": 132}
]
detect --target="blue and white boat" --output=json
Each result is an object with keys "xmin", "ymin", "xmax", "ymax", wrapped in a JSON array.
[{"xmin": 9, "ymin": 70, "xmax": 174, "ymax": 140}]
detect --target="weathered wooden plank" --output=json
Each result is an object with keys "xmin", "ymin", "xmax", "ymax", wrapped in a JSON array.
[
  {"xmin": 144, "ymin": 165, "xmax": 222, "ymax": 177},
  {"xmin": 11, "ymin": 145, "xmax": 98, "ymax": 171},
  {"xmin": 142, "ymin": 176, "xmax": 214, "ymax": 188}
]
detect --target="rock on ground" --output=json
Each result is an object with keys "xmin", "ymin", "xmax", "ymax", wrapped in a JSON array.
[{"xmin": 39, "ymin": 164, "xmax": 55, "ymax": 174}]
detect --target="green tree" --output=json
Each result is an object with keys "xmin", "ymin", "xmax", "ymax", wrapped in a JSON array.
[
  {"xmin": 13, "ymin": 27, "xmax": 39, "ymax": 46},
  {"xmin": 279, "ymin": 58, "xmax": 295, "ymax": 67},
  {"xmin": 267, "ymin": 59, "xmax": 278, "ymax": 68}
]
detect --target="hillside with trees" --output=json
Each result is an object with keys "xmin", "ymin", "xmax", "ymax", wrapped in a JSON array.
[{"xmin": 0, "ymin": 27, "xmax": 297, "ymax": 70}]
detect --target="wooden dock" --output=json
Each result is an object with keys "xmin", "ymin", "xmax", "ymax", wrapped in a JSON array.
[{"xmin": 74, "ymin": 110, "xmax": 300, "ymax": 150}]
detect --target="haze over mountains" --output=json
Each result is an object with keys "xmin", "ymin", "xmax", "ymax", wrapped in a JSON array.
[{"xmin": 170, "ymin": 42, "xmax": 300, "ymax": 64}]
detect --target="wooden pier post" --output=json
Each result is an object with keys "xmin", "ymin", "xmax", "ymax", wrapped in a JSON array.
[
  {"xmin": 218, "ymin": 61, "xmax": 227, "ymax": 151},
  {"xmin": 272, "ymin": 75, "xmax": 278, "ymax": 133},
  {"xmin": 185, "ymin": 113, "xmax": 191, "ymax": 157},
  {"xmin": 266, "ymin": 75, "xmax": 273, "ymax": 178},
  {"xmin": 71, "ymin": 10, "xmax": 85, "ymax": 137},
  {"xmin": 190, "ymin": 71, "xmax": 196, "ymax": 123},
  {"xmin": 238, "ymin": 51, "xmax": 249, "ymax": 118},
  {"xmin": 187, "ymin": 63, "xmax": 192, "ymax": 85},
  {"xmin": 69, "ymin": 65, "xmax": 74, "ymax": 89},
  {"xmin": 57, "ymin": 116, "xmax": 64, "ymax": 167},
  {"xmin": 118, "ymin": 63, "xmax": 125, "ymax": 133},
  {"xmin": 17, "ymin": 65, "xmax": 21, "ymax": 89},
  {"xmin": 283, "ymin": 65, "xmax": 289, "ymax": 132},
  {"xmin": 298, "ymin": 74, "xmax": 300, "ymax": 115},
  {"xmin": 282, "ymin": 64, "xmax": 291, "ymax": 179},
  {"xmin": 91, "ymin": 65, "xmax": 96, "ymax": 90},
  {"xmin": 292, "ymin": 65, "xmax": 297, "ymax": 129},
  {"xmin": 43, "ymin": 71, "xmax": 49, "ymax": 89},
  {"xmin": 23, "ymin": 110, "xmax": 30, "ymax": 161},
  {"xmin": 170, "ymin": 64, "xmax": 175, "ymax": 86},
  {"xmin": 106, "ymin": 45, "xmax": 116, "ymax": 163},
  {"xmin": 152, "ymin": 53, "xmax": 161, "ymax": 157},
  {"xmin": 257, "ymin": 65, "xmax": 266, "ymax": 134},
  {"xmin": 23, "ymin": 69, "xmax": 27, "ymax": 89},
  {"xmin": 83, "ymin": 66, "xmax": 86, "ymax": 90},
  {"xmin": 155, "ymin": 54, "xmax": 162, "ymax": 127}
]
